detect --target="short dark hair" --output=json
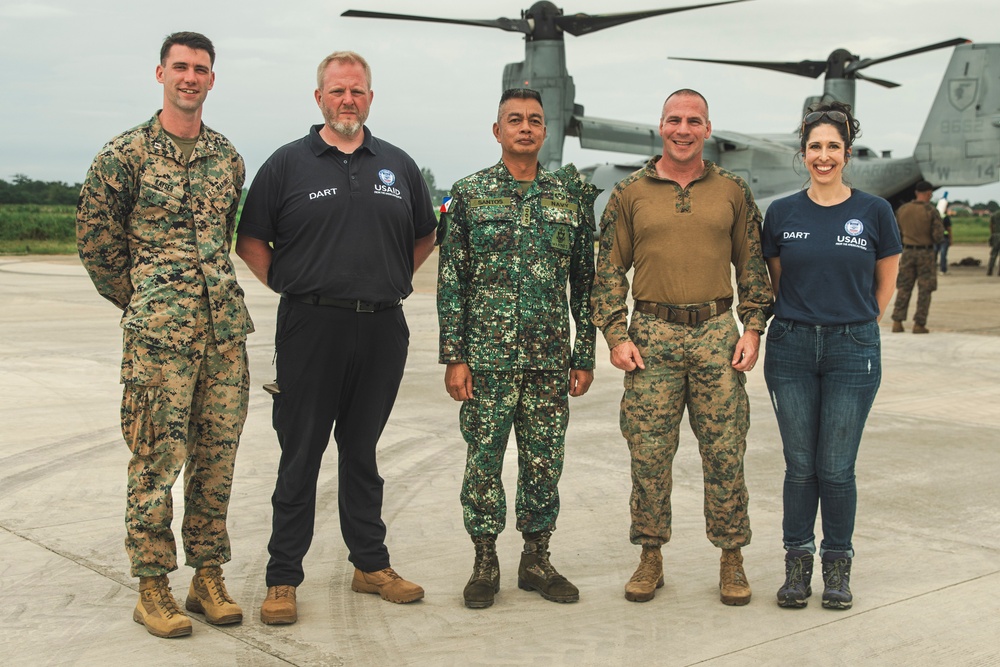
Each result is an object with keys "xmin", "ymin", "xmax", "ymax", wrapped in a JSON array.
[
  {"xmin": 799, "ymin": 100, "xmax": 860, "ymax": 154},
  {"xmin": 160, "ymin": 31, "xmax": 215, "ymax": 66},
  {"xmin": 500, "ymin": 88, "xmax": 543, "ymax": 106},
  {"xmin": 497, "ymin": 88, "xmax": 543, "ymax": 120},
  {"xmin": 663, "ymin": 89, "xmax": 709, "ymax": 120},
  {"xmin": 914, "ymin": 180, "xmax": 934, "ymax": 192}
]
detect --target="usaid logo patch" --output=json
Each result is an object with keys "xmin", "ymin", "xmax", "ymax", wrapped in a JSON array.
[
  {"xmin": 844, "ymin": 219, "xmax": 864, "ymax": 236},
  {"xmin": 378, "ymin": 169, "xmax": 396, "ymax": 186}
]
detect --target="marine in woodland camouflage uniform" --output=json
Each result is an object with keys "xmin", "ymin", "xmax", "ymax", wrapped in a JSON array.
[
  {"xmin": 77, "ymin": 35, "xmax": 251, "ymax": 586},
  {"xmin": 988, "ymin": 210, "xmax": 1000, "ymax": 276},
  {"xmin": 592, "ymin": 89, "xmax": 772, "ymax": 605},
  {"xmin": 891, "ymin": 181, "xmax": 945, "ymax": 330}
]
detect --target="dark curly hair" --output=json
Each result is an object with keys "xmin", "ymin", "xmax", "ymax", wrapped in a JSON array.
[{"xmin": 799, "ymin": 100, "xmax": 861, "ymax": 157}]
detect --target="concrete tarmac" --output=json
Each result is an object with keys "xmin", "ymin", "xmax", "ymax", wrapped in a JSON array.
[{"xmin": 1, "ymin": 246, "xmax": 998, "ymax": 666}]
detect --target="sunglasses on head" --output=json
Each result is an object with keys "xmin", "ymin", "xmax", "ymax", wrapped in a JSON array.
[{"xmin": 801, "ymin": 110, "xmax": 851, "ymax": 142}]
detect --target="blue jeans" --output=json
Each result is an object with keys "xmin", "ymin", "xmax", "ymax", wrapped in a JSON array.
[
  {"xmin": 937, "ymin": 239, "xmax": 949, "ymax": 273},
  {"xmin": 763, "ymin": 319, "xmax": 882, "ymax": 557}
]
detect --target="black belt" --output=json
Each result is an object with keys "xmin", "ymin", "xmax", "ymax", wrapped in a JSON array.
[
  {"xmin": 903, "ymin": 244, "xmax": 934, "ymax": 250},
  {"xmin": 634, "ymin": 297, "xmax": 733, "ymax": 326},
  {"xmin": 282, "ymin": 293, "xmax": 400, "ymax": 312}
]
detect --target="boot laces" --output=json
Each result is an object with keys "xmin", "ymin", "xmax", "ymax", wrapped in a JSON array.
[
  {"xmin": 472, "ymin": 542, "xmax": 495, "ymax": 578},
  {"xmin": 148, "ymin": 578, "xmax": 182, "ymax": 618},
  {"xmin": 722, "ymin": 552, "xmax": 747, "ymax": 586},
  {"xmin": 201, "ymin": 567, "xmax": 235, "ymax": 604},
  {"xmin": 786, "ymin": 558, "xmax": 805, "ymax": 585},
  {"xmin": 825, "ymin": 559, "xmax": 848, "ymax": 588},
  {"xmin": 271, "ymin": 585, "xmax": 294, "ymax": 599}
]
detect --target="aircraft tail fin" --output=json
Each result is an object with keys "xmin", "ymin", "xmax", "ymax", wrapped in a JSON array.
[{"xmin": 915, "ymin": 43, "xmax": 1000, "ymax": 186}]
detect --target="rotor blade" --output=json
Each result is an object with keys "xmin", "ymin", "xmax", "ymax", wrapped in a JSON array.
[
  {"xmin": 341, "ymin": 9, "xmax": 530, "ymax": 35},
  {"xmin": 555, "ymin": 0, "xmax": 751, "ymax": 37},
  {"xmin": 847, "ymin": 37, "xmax": 970, "ymax": 73},
  {"xmin": 855, "ymin": 72, "xmax": 900, "ymax": 89},
  {"xmin": 669, "ymin": 56, "xmax": 828, "ymax": 79}
]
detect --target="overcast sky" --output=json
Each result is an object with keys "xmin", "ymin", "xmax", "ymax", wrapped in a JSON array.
[{"xmin": 2, "ymin": 0, "xmax": 998, "ymax": 203}]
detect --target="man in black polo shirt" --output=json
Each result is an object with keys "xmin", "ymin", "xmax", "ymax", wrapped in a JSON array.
[{"xmin": 236, "ymin": 50, "xmax": 437, "ymax": 624}]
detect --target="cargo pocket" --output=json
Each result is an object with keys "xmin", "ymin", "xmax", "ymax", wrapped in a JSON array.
[{"xmin": 121, "ymin": 360, "xmax": 164, "ymax": 457}]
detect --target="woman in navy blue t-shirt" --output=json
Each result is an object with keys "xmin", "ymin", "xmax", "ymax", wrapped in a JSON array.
[{"xmin": 761, "ymin": 102, "xmax": 901, "ymax": 610}]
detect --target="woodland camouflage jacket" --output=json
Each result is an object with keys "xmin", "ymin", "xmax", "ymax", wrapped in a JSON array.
[{"xmin": 77, "ymin": 113, "xmax": 252, "ymax": 352}]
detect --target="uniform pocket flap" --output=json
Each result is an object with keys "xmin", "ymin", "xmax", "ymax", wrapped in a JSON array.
[
  {"xmin": 128, "ymin": 358, "xmax": 164, "ymax": 386},
  {"xmin": 139, "ymin": 175, "xmax": 184, "ymax": 214}
]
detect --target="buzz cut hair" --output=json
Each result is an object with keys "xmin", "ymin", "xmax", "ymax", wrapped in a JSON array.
[
  {"xmin": 497, "ymin": 88, "xmax": 543, "ymax": 122},
  {"xmin": 160, "ymin": 31, "xmax": 215, "ymax": 67},
  {"xmin": 662, "ymin": 88, "xmax": 710, "ymax": 120},
  {"xmin": 317, "ymin": 51, "xmax": 372, "ymax": 90}
]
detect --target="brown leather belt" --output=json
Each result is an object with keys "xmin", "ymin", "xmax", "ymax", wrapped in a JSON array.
[
  {"xmin": 903, "ymin": 244, "xmax": 934, "ymax": 250},
  {"xmin": 282, "ymin": 293, "xmax": 400, "ymax": 312},
  {"xmin": 634, "ymin": 297, "xmax": 733, "ymax": 326}
]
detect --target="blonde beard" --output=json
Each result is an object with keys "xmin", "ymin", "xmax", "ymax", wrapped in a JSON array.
[{"xmin": 331, "ymin": 119, "xmax": 362, "ymax": 137}]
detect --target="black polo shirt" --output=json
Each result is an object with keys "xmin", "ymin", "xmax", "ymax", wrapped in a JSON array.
[{"xmin": 238, "ymin": 125, "xmax": 437, "ymax": 302}]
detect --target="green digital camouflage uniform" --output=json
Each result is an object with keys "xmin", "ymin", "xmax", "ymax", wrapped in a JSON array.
[
  {"xmin": 77, "ymin": 112, "xmax": 252, "ymax": 577},
  {"xmin": 892, "ymin": 200, "xmax": 945, "ymax": 326},
  {"xmin": 592, "ymin": 158, "xmax": 772, "ymax": 550},
  {"xmin": 438, "ymin": 162, "xmax": 598, "ymax": 536}
]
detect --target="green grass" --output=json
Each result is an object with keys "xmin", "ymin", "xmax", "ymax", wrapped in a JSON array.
[
  {"xmin": 0, "ymin": 205, "xmax": 991, "ymax": 254},
  {"xmin": 949, "ymin": 215, "xmax": 992, "ymax": 244},
  {"xmin": 0, "ymin": 204, "xmax": 75, "ymax": 240},
  {"xmin": 0, "ymin": 239, "xmax": 77, "ymax": 254}
]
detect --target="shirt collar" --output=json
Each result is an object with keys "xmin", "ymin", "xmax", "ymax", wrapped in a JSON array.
[{"xmin": 308, "ymin": 124, "xmax": 375, "ymax": 157}]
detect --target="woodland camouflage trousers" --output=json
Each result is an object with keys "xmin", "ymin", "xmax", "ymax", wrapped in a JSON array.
[
  {"xmin": 621, "ymin": 311, "xmax": 751, "ymax": 549},
  {"xmin": 120, "ymin": 325, "xmax": 249, "ymax": 577}
]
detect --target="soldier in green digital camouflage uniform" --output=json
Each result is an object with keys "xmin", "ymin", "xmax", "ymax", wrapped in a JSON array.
[
  {"xmin": 76, "ymin": 32, "xmax": 252, "ymax": 639},
  {"xmin": 438, "ymin": 88, "xmax": 598, "ymax": 609},
  {"xmin": 592, "ymin": 89, "xmax": 772, "ymax": 606}
]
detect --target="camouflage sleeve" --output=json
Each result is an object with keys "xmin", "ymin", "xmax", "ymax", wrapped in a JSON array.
[
  {"xmin": 554, "ymin": 164, "xmax": 599, "ymax": 370},
  {"xmin": 590, "ymin": 183, "xmax": 634, "ymax": 349},
  {"xmin": 437, "ymin": 187, "xmax": 469, "ymax": 364},
  {"xmin": 225, "ymin": 153, "xmax": 246, "ymax": 243},
  {"xmin": 76, "ymin": 148, "xmax": 135, "ymax": 310},
  {"xmin": 730, "ymin": 183, "xmax": 774, "ymax": 332},
  {"xmin": 930, "ymin": 206, "xmax": 945, "ymax": 245}
]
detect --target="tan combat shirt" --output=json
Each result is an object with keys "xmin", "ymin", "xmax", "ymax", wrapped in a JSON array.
[
  {"xmin": 896, "ymin": 200, "xmax": 944, "ymax": 247},
  {"xmin": 592, "ymin": 158, "xmax": 773, "ymax": 349}
]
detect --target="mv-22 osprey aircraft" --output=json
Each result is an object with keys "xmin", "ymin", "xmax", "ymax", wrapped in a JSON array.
[{"xmin": 343, "ymin": 1, "xmax": 1000, "ymax": 211}]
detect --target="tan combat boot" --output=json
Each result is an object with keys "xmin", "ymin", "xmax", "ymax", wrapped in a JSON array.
[
  {"xmin": 891, "ymin": 321, "xmax": 904, "ymax": 333},
  {"xmin": 134, "ymin": 575, "xmax": 192, "ymax": 638},
  {"xmin": 352, "ymin": 567, "xmax": 424, "ymax": 603},
  {"xmin": 625, "ymin": 545, "xmax": 664, "ymax": 602},
  {"xmin": 912, "ymin": 323, "xmax": 930, "ymax": 334},
  {"xmin": 185, "ymin": 565, "xmax": 243, "ymax": 625},
  {"xmin": 720, "ymin": 548, "xmax": 752, "ymax": 605},
  {"xmin": 260, "ymin": 585, "xmax": 298, "ymax": 625}
]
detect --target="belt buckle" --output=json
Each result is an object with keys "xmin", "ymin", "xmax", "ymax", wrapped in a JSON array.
[{"xmin": 355, "ymin": 300, "xmax": 375, "ymax": 313}]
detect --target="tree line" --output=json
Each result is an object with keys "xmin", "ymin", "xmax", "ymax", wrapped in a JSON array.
[{"xmin": 0, "ymin": 175, "xmax": 82, "ymax": 206}]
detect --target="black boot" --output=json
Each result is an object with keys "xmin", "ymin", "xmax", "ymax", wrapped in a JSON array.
[
  {"xmin": 464, "ymin": 535, "xmax": 499, "ymax": 609},
  {"xmin": 517, "ymin": 531, "xmax": 579, "ymax": 603},
  {"xmin": 821, "ymin": 551, "xmax": 853, "ymax": 610},
  {"xmin": 776, "ymin": 549, "xmax": 813, "ymax": 608}
]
